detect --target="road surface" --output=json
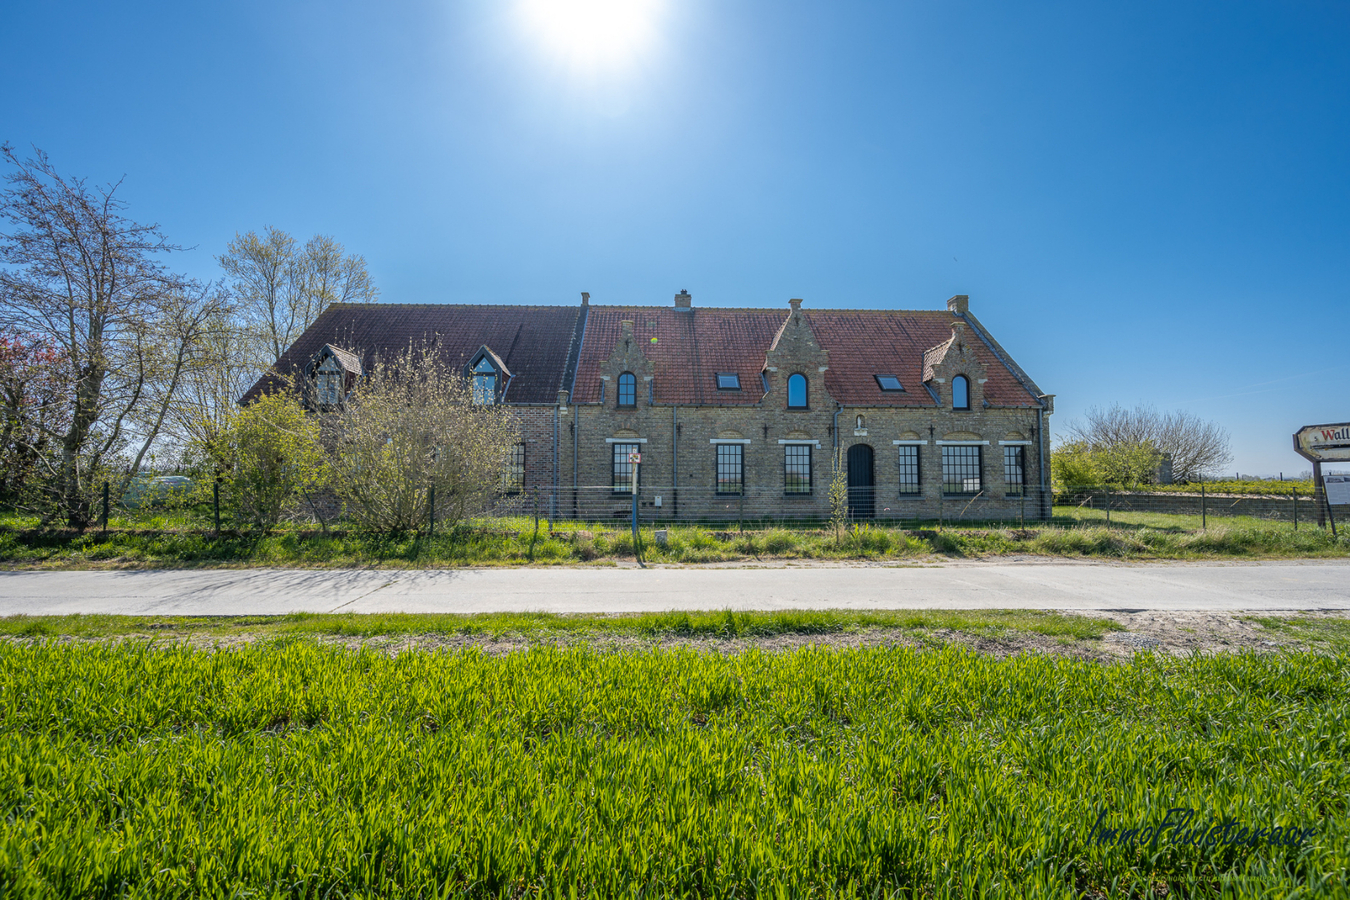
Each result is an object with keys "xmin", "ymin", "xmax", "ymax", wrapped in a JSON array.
[{"xmin": 1, "ymin": 561, "xmax": 1347, "ymax": 616}]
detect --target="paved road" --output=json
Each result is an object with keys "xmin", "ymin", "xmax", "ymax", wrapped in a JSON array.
[{"xmin": 1, "ymin": 561, "xmax": 1347, "ymax": 616}]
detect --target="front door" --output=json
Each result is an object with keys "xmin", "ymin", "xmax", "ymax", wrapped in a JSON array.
[{"xmin": 847, "ymin": 444, "xmax": 874, "ymax": 519}]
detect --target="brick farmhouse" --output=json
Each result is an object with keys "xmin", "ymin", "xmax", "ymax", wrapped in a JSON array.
[{"xmin": 246, "ymin": 292, "xmax": 1054, "ymax": 522}]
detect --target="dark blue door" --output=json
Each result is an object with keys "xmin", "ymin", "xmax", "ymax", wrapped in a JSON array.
[{"xmin": 847, "ymin": 444, "xmax": 874, "ymax": 519}]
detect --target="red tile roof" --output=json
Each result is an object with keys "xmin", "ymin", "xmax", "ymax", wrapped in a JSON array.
[
  {"xmin": 241, "ymin": 300, "xmax": 1044, "ymax": 410},
  {"xmin": 571, "ymin": 306, "xmax": 1042, "ymax": 408},
  {"xmin": 241, "ymin": 303, "xmax": 584, "ymax": 405}
]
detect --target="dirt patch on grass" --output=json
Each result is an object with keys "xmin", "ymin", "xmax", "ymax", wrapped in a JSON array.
[
  {"xmin": 146, "ymin": 610, "xmax": 1343, "ymax": 661},
  {"xmin": 17, "ymin": 611, "xmax": 1343, "ymax": 661}
]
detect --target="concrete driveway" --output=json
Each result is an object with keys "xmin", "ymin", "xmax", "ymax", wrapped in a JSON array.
[{"xmin": 1, "ymin": 560, "xmax": 1347, "ymax": 616}]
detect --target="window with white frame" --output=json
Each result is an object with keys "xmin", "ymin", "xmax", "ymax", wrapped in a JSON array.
[
  {"xmin": 716, "ymin": 444, "xmax": 743, "ymax": 495},
  {"xmin": 941, "ymin": 445, "xmax": 982, "ymax": 494},
  {"xmin": 612, "ymin": 443, "xmax": 639, "ymax": 492},
  {"xmin": 1003, "ymin": 445, "xmax": 1024, "ymax": 496},
  {"xmin": 784, "ymin": 445, "xmax": 811, "ymax": 494},
  {"xmin": 316, "ymin": 356, "xmax": 344, "ymax": 406},
  {"xmin": 502, "ymin": 442, "xmax": 525, "ymax": 494},
  {"xmin": 898, "ymin": 445, "xmax": 920, "ymax": 494}
]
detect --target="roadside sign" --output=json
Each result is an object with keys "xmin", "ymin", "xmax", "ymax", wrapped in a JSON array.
[
  {"xmin": 628, "ymin": 452, "xmax": 641, "ymax": 464},
  {"xmin": 1293, "ymin": 423, "xmax": 1350, "ymax": 462},
  {"xmin": 1326, "ymin": 474, "xmax": 1350, "ymax": 506}
]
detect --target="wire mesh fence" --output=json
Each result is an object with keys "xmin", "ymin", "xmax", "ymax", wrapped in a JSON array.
[
  {"xmin": 38, "ymin": 477, "xmax": 1344, "ymax": 536},
  {"xmin": 1054, "ymin": 485, "xmax": 1335, "ymax": 530}
]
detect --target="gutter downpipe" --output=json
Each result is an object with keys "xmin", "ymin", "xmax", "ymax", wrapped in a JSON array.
[
  {"xmin": 1037, "ymin": 406, "xmax": 1048, "ymax": 521},
  {"xmin": 672, "ymin": 404, "xmax": 678, "ymax": 520},
  {"xmin": 833, "ymin": 405, "xmax": 842, "ymax": 469},
  {"xmin": 572, "ymin": 405, "xmax": 579, "ymax": 521},
  {"xmin": 552, "ymin": 404, "xmax": 559, "ymax": 521}
]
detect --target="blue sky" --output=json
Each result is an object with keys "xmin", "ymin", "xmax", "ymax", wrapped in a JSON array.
[{"xmin": 3, "ymin": 0, "xmax": 1347, "ymax": 475}]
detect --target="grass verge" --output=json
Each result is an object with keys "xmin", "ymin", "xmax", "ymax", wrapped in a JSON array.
[
  {"xmin": 0, "ymin": 642, "xmax": 1343, "ymax": 898},
  {"xmin": 0, "ymin": 608, "xmax": 1123, "ymax": 642},
  {"xmin": 0, "ymin": 509, "xmax": 1346, "ymax": 568},
  {"xmin": 1244, "ymin": 615, "xmax": 1350, "ymax": 654}
]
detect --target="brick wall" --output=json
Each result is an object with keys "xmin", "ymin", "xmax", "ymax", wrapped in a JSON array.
[{"xmin": 555, "ymin": 308, "xmax": 1052, "ymax": 522}]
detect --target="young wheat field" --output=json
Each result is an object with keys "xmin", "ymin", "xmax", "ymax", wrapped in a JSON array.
[{"xmin": 0, "ymin": 641, "xmax": 1344, "ymax": 898}]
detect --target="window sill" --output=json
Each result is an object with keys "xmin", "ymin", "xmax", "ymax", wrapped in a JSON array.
[
  {"xmin": 942, "ymin": 492, "xmax": 982, "ymax": 498},
  {"xmin": 715, "ymin": 492, "xmax": 744, "ymax": 498}
]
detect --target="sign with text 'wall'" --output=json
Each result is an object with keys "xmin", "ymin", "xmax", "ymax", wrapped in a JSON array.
[{"xmin": 1293, "ymin": 423, "xmax": 1350, "ymax": 463}]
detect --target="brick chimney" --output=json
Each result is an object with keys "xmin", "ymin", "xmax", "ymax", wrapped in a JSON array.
[
  {"xmin": 580, "ymin": 292, "xmax": 590, "ymax": 306},
  {"xmin": 947, "ymin": 294, "xmax": 969, "ymax": 315},
  {"xmin": 674, "ymin": 289, "xmax": 692, "ymax": 309}
]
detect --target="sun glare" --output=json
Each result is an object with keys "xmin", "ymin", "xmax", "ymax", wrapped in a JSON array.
[{"xmin": 519, "ymin": 0, "xmax": 661, "ymax": 70}]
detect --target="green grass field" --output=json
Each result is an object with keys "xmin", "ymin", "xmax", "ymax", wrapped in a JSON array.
[
  {"xmin": 0, "ymin": 506, "xmax": 1345, "ymax": 568},
  {"xmin": 0, "ymin": 641, "xmax": 1343, "ymax": 898}
]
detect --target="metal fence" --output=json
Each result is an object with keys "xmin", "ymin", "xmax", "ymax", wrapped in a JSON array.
[
  {"xmin": 494, "ymin": 483, "xmax": 1050, "ymax": 528},
  {"xmin": 1054, "ymin": 486, "xmax": 1339, "ymax": 531},
  {"xmin": 81, "ymin": 478, "xmax": 1343, "ymax": 535}
]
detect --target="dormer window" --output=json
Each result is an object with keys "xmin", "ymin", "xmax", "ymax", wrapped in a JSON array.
[
  {"xmin": 307, "ymin": 344, "xmax": 360, "ymax": 408},
  {"xmin": 875, "ymin": 374, "xmax": 904, "ymax": 392},
  {"xmin": 618, "ymin": 372, "xmax": 637, "ymax": 407},
  {"xmin": 952, "ymin": 374, "xmax": 970, "ymax": 410},
  {"xmin": 716, "ymin": 373, "xmax": 740, "ymax": 390},
  {"xmin": 472, "ymin": 357, "xmax": 497, "ymax": 405},
  {"xmin": 317, "ymin": 357, "xmax": 344, "ymax": 406}
]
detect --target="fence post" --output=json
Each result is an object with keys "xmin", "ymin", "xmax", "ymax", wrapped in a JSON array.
[
  {"xmin": 1105, "ymin": 487, "xmax": 1111, "ymax": 526},
  {"xmin": 1200, "ymin": 479, "xmax": 1206, "ymax": 531},
  {"xmin": 428, "ymin": 484, "xmax": 435, "ymax": 536},
  {"xmin": 101, "ymin": 481, "xmax": 109, "ymax": 534},
  {"xmin": 534, "ymin": 485, "xmax": 540, "ymax": 536},
  {"xmin": 213, "ymin": 480, "xmax": 221, "ymax": 534},
  {"xmin": 1292, "ymin": 485, "xmax": 1298, "ymax": 531}
]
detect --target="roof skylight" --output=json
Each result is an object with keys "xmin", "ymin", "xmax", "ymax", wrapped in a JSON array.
[
  {"xmin": 875, "ymin": 374, "xmax": 904, "ymax": 392},
  {"xmin": 716, "ymin": 373, "xmax": 741, "ymax": 390}
]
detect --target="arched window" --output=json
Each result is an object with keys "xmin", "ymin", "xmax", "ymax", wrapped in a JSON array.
[
  {"xmin": 787, "ymin": 373, "xmax": 808, "ymax": 409},
  {"xmin": 472, "ymin": 357, "xmax": 496, "ymax": 405},
  {"xmin": 618, "ymin": 372, "xmax": 637, "ymax": 407},
  {"xmin": 952, "ymin": 375, "xmax": 970, "ymax": 410}
]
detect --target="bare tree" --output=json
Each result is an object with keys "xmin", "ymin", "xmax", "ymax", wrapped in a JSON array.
[
  {"xmin": 0, "ymin": 144, "xmax": 214, "ymax": 526},
  {"xmin": 1064, "ymin": 404, "xmax": 1232, "ymax": 482},
  {"xmin": 218, "ymin": 227, "xmax": 377, "ymax": 372},
  {"xmin": 324, "ymin": 345, "xmax": 519, "ymax": 532}
]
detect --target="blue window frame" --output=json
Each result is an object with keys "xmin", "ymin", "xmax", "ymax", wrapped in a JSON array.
[
  {"xmin": 952, "ymin": 374, "xmax": 970, "ymax": 410},
  {"xmin": 787, "ymin": 373, "xmax": 808, "ymax": 409},
  {"xmin": 618, "ymin": 372, "xmax": 636, "ymax": 407},
  {"xmin": 472, "ymin": 357, "xmax": 496, "ymax": 405}
]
